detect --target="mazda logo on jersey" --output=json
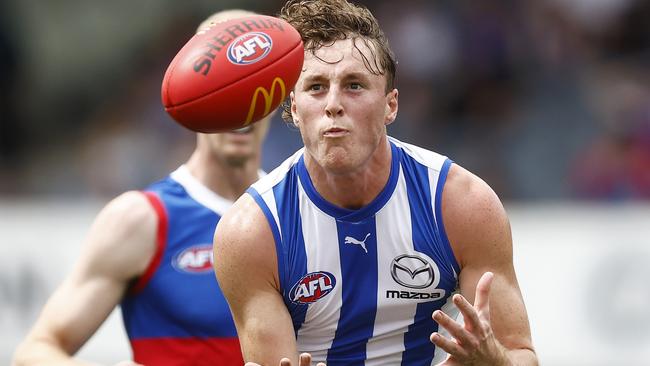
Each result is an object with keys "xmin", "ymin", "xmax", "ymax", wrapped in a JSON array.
[
  {"xmin": 387, "ymin": 254, "xmax": 446, "ymax": 301},
  {"xmin": 173, "ymin": 244, "xmax": 213, "ymax": 274},
  {"xmin": 390, "ymin": 254, "xmax": 435, "ymax": 289},
  {"xmin": 289, "ymin": 271, "xmax": 337, "ymax": 305}
]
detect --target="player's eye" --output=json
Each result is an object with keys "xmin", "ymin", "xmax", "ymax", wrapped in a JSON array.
[
  {"xmin": 349, "ymin": 82, "xmax": 362, "ymax": 90},
  {"xmin": 308, "ymin": 84, "xmax": 323, "ymax": 91}
]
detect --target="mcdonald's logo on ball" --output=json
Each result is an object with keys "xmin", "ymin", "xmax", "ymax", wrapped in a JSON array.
[{"xmin": 245, "ymin": 77, "xmax": 286, "ymax": 125}]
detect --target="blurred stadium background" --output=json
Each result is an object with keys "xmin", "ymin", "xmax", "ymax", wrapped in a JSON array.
[{"xmin": 1, "ymin": 0, "xmax": 648, "ymax": 364}]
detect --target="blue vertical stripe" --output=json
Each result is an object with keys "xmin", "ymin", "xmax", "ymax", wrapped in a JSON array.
[
  {"xmin": 400, "ymin": 152, "xmax": 438, "ymax": 365},
  {"xmin": 434, "ymin": 159, "xmax": 461, "ymax": 275},
  {"xmin": 271, "ymin": 169, "xmax": 309, "ymax": 334},
  {"xmin": 327, "ymin": 218, "xmax": 378, "ymax": 366}
]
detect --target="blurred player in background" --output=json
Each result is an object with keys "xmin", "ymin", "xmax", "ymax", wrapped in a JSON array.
[
  {"xmin": 214, "ymin": 0, "xmax": 538, "ymax": 365},
  {"xmin": 13, "ymin": 10, "xmax": 273, "ymax": 366}
]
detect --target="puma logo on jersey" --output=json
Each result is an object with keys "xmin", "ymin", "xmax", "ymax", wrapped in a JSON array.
[{"xmin": 344, "ymin": 233, "xmax": 370, "ymax": 253}]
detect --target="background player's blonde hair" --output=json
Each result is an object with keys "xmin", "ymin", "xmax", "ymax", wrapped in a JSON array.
[{"xmin": 196, "ymin": 9, "xmax": 257, "ymax": 33}]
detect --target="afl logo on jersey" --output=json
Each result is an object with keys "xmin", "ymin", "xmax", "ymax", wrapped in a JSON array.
[
  {"xmin": 227, "ymin": 32, "xmax": 272, "ymax": 65},
  {"xmin": 289, "ymin": 271, "xmax": 337, "ymax": 305},
  {"xmin": 173, "ymin": 244, "xmax": 213, "ymax": 274}
]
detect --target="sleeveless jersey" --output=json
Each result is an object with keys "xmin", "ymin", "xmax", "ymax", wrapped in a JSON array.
[
  {"xmin": 121, "ymin": 165, "xmax": 243, "ymax": 366},
  {"xmin": 248, "ymin": 137, "xmax": 461, "ymax": 366}
]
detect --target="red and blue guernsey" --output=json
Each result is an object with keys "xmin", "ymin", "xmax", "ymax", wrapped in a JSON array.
[{"xmin": 121, "ymin": 165, "xmax": 251, "ymax": 366}]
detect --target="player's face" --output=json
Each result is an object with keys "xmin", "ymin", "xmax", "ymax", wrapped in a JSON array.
[
  {"xmin": 205, "ymin": 115, "xmax": 271, "ymax": 167},
  {"xmin": 291, "ymin": 38, "xmax": 398, "ymax": 174}
]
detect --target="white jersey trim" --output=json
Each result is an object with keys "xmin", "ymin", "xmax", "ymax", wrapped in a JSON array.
[{"xmin": 170, "ymin": 165, "xmax": 234, "ymax": 216}]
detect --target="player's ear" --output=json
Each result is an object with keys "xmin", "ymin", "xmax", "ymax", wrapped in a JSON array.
[
  {"xmin": 290, "ymin": 91, "xmax": 299, "ymax": 126},
  {"xmin": 385, "ymin": 88, "xmax": 398, "ymax": 125}
]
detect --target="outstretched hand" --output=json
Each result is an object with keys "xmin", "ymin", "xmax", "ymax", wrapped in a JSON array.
[
  {"xmin": 430, "ymin": 272, "xmax": 510, "ymax": 366},
  {"xmin": 245, "ymin": 353, "xmax": 326, "ymax": 366}
]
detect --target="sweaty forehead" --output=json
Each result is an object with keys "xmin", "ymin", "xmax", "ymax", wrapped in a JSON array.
[{"xmin": 305, "ymin": 38, "xmax": 377, "ymax": 72}]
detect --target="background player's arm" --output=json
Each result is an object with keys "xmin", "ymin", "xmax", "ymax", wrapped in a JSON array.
[
  {"xmin": 435, "ymin": 164, "xmax": 538, "ymax": 365},
  {"xmin": 213, "ymin": 194, "xmax": 299, "ymax": 365},
  {"xmin": 12, "ymin": 191, "xmax": 157, "ymax": 366}
]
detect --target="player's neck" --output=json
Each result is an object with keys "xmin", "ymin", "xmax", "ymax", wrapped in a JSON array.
[
  {"xmin": 305, "ymin": 139, "xmax": 392, "ymax": 210},
  {"xmin": 185, "ymin": 151, "xmax": 260, "ymax": 201}
]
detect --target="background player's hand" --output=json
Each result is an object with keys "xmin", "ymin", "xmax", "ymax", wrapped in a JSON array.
[
  {"xmin": 430, "ymin": 272, "xmax": 511, "ymax": 366},
  {"xmin": 244, "ymin": 353, "xmax": 326, "ymax": 366}
]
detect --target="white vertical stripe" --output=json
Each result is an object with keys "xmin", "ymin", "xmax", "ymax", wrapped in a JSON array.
[
  {"xmin": 260, "ymin": 190, "xmax": 282, "ymax": 241},
  {"xmin": 365, "ymin": 168, "xmax": 416, "ymax": 365},
  {"xmin": 295, "ymin": 183, "xmax": 342, "ymax": 364}
]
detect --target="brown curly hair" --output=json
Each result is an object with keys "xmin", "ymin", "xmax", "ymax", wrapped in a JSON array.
[{"xmin": 278, "ymin": 0, "xmax": 397, "ymax": 122}]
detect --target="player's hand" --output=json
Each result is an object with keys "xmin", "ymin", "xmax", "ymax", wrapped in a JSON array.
[
  {"xmin": 245, "ymin": 353, "xmax": 326, "ymax": 366},
  {"xmin": 430, "ymin": 272, "xmax": 510, "ymax": 366}
]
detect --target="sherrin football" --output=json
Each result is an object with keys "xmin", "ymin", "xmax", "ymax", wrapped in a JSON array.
[{"xmin": 161, "ymin": 15, "xmax": 304, "ymax": 133}]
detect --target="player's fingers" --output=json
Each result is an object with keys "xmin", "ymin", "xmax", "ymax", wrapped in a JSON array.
[
  {"xmin": 280, "ymin": 358, "xmax": 293, "ymax": 366},
  {"xmin": 432, "ymin": 309, "xmax": 473, "ymax": 346},
  {"xmin": 473, "ymin": 272, "xmax": 494, "ymax": 320},
  {"xmin": 430, "ymin": 332, "xmax": 467, "ymax": 359},
  {"xmin": 245, "ymin": 363, "xmax": 262, "ymax": 366},
  {"xmin": 299, "ymin": 353, "xmax": 312, "ymax": 366},
  {"xmin": 452, "ymin": 293, "xmax": 482, "ymax": 333}
]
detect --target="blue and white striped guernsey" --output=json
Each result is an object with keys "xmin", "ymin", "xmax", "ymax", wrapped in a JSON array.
[{"xmin": 248, "ymin": 137, "xmax": 461, "ymax": 366}]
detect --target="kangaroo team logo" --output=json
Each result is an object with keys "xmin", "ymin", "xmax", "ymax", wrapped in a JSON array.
[
  {"xmin": 244, "ymin": 77, "xmax": 286, "ymax": 125},
  {"xmin": 227, "ymin": 32, "xmax": 272, "ymax": 65},
  {"xmin": 344, "ymin": 233, "xmax": 370, "ymax": 253},
  {"xmin": 173, "ymin": 244, "xmax": 213, "ymax": 274},
  {"xmin": 289, "ymin": 271, "xmax": 337, "ymax": 305}
]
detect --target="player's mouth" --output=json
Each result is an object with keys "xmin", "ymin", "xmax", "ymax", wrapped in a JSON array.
[{"xmin": 323, "ymin": 127, "xmax": 349, "ymax": 137}]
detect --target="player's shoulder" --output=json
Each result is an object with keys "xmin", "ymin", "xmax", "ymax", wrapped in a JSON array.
[
  {"xmin": 217, "ymin": 192, "xmax": 268, "ymax": 244},
  {"xmin": 100, "ymin": 190, "xmax": 156, "ymax": 225},
  {"xmin": 81, "ymin": 190, "xmax": 159, "ymax": 278},
  {"xmin": 443, "ymin": 164, "xmax": 507, "ymax": 222},
  {"xmin": 214, "ymin": 192, "xmax": 279, "ymax": 284},
  {"xmin": 91, "ymin": 190, "xmax": 159, "ymax": 249},
  {"xmin": 442, "ymin": 164, "xmax": 511, "ymax": 266}
]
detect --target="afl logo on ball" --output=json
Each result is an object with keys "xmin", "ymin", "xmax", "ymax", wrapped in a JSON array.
[
  {"xmin": 289, "ymin": 271, "xmax": 337, "ymax": 305},
  {"xmin": 173, "ymin": 244, "xmax": 213, "ymax": 274},
  {"xmin": 228, "ymin": 32, "xmax": 273, "ymax": 65}
]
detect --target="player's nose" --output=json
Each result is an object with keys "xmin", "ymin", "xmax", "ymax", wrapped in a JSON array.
[{"xmin": 324, "ymin": 89, "xmax": 344, "ymax": 118}]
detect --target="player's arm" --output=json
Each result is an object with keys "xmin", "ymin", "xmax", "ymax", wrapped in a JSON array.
[
  {"xmin": 431, "ymin": 164, "xmax": 538, "ymax": 365},
  {"xmin": 214, "ymin": 194, "xmax": 302, "ymax": 366},
  {"xmin": 12, "ymin": 191, "xmax": 157, "ymax": 366}
]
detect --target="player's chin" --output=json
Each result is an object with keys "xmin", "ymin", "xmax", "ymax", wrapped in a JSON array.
[{"xmin": 223, "ymin": 152, "xmax": 254, "ymax": 167}]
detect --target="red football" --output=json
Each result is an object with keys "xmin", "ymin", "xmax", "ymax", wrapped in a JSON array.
[{"xmin": 161, "ymin": 15, "xmax": 304, "ymax": 133}]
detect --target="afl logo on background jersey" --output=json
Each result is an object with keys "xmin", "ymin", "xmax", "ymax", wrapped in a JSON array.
[
  {"xmin": 289, "ymin": 271, "xmax": 337, "ymax": 305},
  {"xmin": 173, "ymin": 244, "xmax": 213, "ymax": 274},
  {"xmin": 227, "ymin": 32, "xmax": 272, "ymax": 65}
]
